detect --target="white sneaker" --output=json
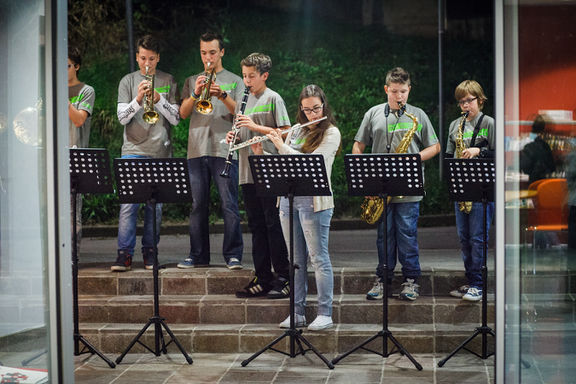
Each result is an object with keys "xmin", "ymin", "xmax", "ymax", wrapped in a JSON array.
[
  {"xmin": 279, "ymin": 314, "xmax": 306, "ymax": 328},
  {"xmin": 307, "ymin": 315, "xmax": 333, "ymax": 331}
]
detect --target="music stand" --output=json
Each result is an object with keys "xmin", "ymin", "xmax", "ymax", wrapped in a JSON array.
[
  {"xmin": 69, "ymin": 148, "xmax": 115, "ymax": 368},
  {"xmin": 113, "ymin": 158, "xmax": 193, "ymax": 365},
  {"xmin": 240, "ymin": 154, "xmax": 334, "ymax": 369},
  {"xmin": 438, "ymin": 158, "xmax": 495, "ymax": 367},
  {"xmin": 332, "ymin": 154, "xmax": 424, "ymax": 370}
]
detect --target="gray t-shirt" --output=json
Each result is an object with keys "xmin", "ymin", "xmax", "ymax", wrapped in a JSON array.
[
  {"xmin": 355, "ymin": 102, "xmax": 438, "ymax": 202},
  {"xmin": 181, "ymin": 69, "xmax": 244, "ymax": 159},
  {"xmin": 68, "ymin": 83, "xmax": 95, "ymax": 148},
  {"xmin": 445, "ymin": 112, "xmax": 495, "ymax": 155},
  {"xmin": 117, "ymin": 70, "xmax": 179, "ymax": 158},
  {"xmin": 237, "ymin": 87, "xmax": 291, "ymax": 185}
]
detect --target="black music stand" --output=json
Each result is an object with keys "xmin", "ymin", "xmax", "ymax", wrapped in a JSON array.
[
  {"xmin": 113, "ymin": 158, "xmax": 193, "ymax": 365},
  {"xmin": 69, "ymin": 148, "xmax": 115, "ymax": 368},
  {"xmin": 438, "ymin": 158, "xmax": 495, "ymax": 367},
  {"xmin": 241, "ymin": 154, "xmax": 334, "ymax": 369},
  {"xmin": 332, "ymin": 154, "xmax": 424, "ymax": 370}
]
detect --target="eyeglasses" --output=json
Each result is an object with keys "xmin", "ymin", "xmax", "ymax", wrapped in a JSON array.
[
  {"xmin": 301, "ymin": 104, "xmax": 324, "ymax": 114},
  {"xmin": 458, "ymin": 97, "xmax": 477, "ymax": 106}
]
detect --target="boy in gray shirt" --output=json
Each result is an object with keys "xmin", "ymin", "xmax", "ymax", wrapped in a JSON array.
[
  {"xmin": 231, "ymin": 53, "xmax": 291, "ymax": 299},
  {"xmin": 111, "ymin": 35, "xmax": 180, "ymax": 272},
  {"xmin": 176, "ymin": 32, "xmax": 245, "ymax": 271},
  {"xmin": 353, "ymin": 67, "xmax": 440, "ymax": 301}
]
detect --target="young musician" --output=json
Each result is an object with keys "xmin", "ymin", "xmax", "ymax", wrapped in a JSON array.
[
  {"xmin": 176, "ymin": 32, "xmax": 244, "ymax": 270},
  {"xmin": 445, "ymin": 80, "xmax": 495, "ymax": 301},
  {"xmin": 68, "ymin": 46, "xmax": 95, "ymax": 245},
  {"xmin": 228, "ymin": 53, "xmax": 291, "ymax": 299},
  {"xmin": 267, "ymin": 84, "xmax": 341, "ymax": 330},
  {"xmin": 353, "ymin": 67, "xmax": 440, "ymax": 301},
  {"xmin": 111, "ymin": 35, "xmax": 180, "ymax": 272}
]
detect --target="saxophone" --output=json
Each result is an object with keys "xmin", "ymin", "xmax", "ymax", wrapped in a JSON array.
[
  {"xmin": 454, "ymin": 111, "xmax": 472, "ymax": 214},
  {"xmin": 361, "ymin": 102, "xmax": 419, "ymax": 225}
]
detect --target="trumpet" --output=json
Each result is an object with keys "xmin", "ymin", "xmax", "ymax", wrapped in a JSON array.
[
  {"xmin": 229, "ymin": 116, "xmax": 327, "ymax": 152},
  {"xmin": 196, "ymin": 62, "xmax": 216, "ymax": 114},
  {"xmin": 143, "ymin": 66, "xmax": 159, "ymax": 124}
]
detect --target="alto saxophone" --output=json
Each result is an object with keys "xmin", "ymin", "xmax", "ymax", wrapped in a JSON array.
[
  {"xmin": 361, "ymin": 102, "xmax": 419, "ymax": 225},
  {"xmin": 454, "ymin": 111, "xmax": 472, "ymax": 214}
]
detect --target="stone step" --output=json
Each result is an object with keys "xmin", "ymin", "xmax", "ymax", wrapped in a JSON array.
[
  {"xmin": 79, "ymin": 266, "xmax": 496, "ymax": 297},
  {"xmin": 78, "ymin": 294, "xmax": 495, "ymax": 326},
  {"xmin": 77, "ymin": 322, "xmax": 496, "ymax": 355}
]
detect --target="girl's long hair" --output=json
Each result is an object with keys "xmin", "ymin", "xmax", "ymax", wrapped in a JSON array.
[{"xmin": 296, "ymin": 84, "xmax": 337, "ymax": 153}]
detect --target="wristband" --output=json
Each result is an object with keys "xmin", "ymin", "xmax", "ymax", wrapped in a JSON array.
[{"xmin": 191, "ymin": 92, "xmax": 200, "ymax": 100}]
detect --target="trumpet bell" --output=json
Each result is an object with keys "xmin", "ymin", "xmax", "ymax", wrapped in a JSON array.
[
  {"xmin": 143, "ymin": 110, "xmax": 159, "ymax": 124},
  {"xmin": 196, "ymin": 100, "xmax": 213, "ymax": 115}
]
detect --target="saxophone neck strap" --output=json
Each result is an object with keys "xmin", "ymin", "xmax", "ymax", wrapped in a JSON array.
[{"xmin": 469, "ymin": 114, "xmax": 486, "ymax": 147}]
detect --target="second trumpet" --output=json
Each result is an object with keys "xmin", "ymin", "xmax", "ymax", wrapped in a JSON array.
[
  {"xmin": 196, "ymin": 62, "xmax": 216, "ymax": 114},
  {"xmin": 143, "ymin": 65, "xmax": 159, "ymax": 124}
]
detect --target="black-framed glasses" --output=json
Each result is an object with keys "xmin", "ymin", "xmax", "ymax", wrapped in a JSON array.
[
  {"xmin": 458, "ymin": 97, "xmax": 477, "ymax": 106},
  {"xmin": 301, "ymin": 104, "xmax": 324, "ymax": 114}
]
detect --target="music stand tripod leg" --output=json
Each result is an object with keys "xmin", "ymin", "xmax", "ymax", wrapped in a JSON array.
[
  {"xmin": 332, "ymin": 198, "xmax": 422, "ymax": 371},
  {"xmin": 116, "ymin": 198, "xmax": 192, "ymax": 365},
  {"xmin": 438, "ymin": 196, "xmax": 494, "ymax": 367},
  {"xmin": 71, "ymin": 186, "xmax": 116, "ymax": 368},
  {"xmin": 241, "ymin": 191, "xmax": 333, "ymax": 369}
]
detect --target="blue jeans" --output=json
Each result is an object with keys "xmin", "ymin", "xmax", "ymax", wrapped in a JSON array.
[
  {"xmin": 279, "ymin": 197, "xmax": 334, "ymax": 317},
  {"xmin": 376, "ymin": 202, "xmax": 421, "ymax": 282},
  {"xmin": 454, "ymin": 201, "xmax": 494, "ymax": 288},
  {"xmin": 187, "ymin": 157, "xmax": 243, "ymax": 263},
  {"xmin": 117, "ymin": 155, "xmax": 162, "ymax": 256}
]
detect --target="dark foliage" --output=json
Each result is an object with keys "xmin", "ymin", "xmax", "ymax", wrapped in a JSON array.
[{"xmin": 69, "ymin": 0, "xmax": 493, "ymax": 223}]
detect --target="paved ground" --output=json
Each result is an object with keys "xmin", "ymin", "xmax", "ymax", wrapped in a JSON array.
[{"xmin": 79, "ymin": 226, "xmax": 495, "ymax": 272}]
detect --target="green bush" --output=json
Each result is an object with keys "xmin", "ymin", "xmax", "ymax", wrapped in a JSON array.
[{"xmin": 73, "ymin": 3, "xmax": 493, "ymax": 224}]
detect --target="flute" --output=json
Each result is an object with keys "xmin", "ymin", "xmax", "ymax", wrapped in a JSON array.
[
  {"xmin": 229, "ymin": 116, "xmax": 327, "ymax": 152},
  {"xmin": 220, "ymin": 87, "xmax": 250, "ymax": 177}
]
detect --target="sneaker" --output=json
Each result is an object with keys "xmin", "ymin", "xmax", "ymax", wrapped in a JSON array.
[
  {"xmin": 142, "ymin": 248, "xmax": 155, "ymax": 270},
  {"xmin": 267, "ymin": 277, "xmax": 290, "ymax": 299},
  {"xmin": 462, "ymin": 287, "xmax": 483, "ymax": 302},
  {"xmin": 177, "ymin": 257, "xmax": 209, "ymax": 269},
  {"xmin": 235, "ymin": 277, "xmax": 270, "ymax": 298},
  {"xmin": 450, "ymin": 285, "xmax": 470, "ymax": 298},
  {"xmin": 307, "ymin": 315, "xmax": 333, "ymax": 331},
  {"xmin": 226, "ymin": 257, "xmax": 243, "ymax": 270},
  {"xmin": 111, "ymin": 251, "xmax": 132, "ymax": 272},
  {"xmin": 366, "ymin": 279, "xmax": 383, "ymax": 300},
  {"xmin": 398, "ymin": 278, "xmax": 420, "ymax": 301},
  {"xmin": 279, "ymin": 314, "xmax": 306, "ymax": 328}
]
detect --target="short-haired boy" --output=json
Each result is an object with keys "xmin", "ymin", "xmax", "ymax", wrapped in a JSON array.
[{"xmin": 231, "ymin": 53, "xmax": 291, "ymax": 299}]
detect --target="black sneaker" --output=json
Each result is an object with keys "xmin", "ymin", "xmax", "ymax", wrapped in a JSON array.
[
  {"xmin": 111, "ymin": 250, "xmax": 132, "ymax": 272},
  {"xmin": 142, "ymin": 247, "xmax": 156, "ymax": 270},
  {"xmin": 267, "ymin": 277, "xmax": 290, "ymax": 299},
  {"xmin": 235, "ymin": 277, "xmax": 270, "ymax": 298}
]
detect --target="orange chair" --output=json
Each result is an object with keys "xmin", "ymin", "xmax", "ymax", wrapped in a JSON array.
[{"xmin": 525, "ymin": 178, "xmax": 568, "ymax": 248}]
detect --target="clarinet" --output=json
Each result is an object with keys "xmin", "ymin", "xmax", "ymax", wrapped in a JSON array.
[{"xmin": 220, "ymin": 87, "xmax": 250, "ymax": 177}]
